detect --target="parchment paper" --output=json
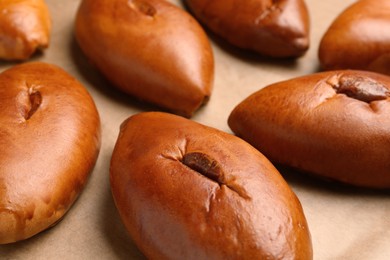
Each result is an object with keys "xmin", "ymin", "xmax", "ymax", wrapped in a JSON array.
[{"xmin": 1, "ymin": 0, "xmax": 389, "ymax": 259}]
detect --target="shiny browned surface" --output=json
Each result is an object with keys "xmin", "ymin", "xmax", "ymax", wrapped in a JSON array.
[
  {"xmin": 1, "ymin": 1, "xmax": 389, "ymax": 259},
  {"xmin": 75, "ymin": 0, "xmax": 214, "ymax": 117},
  {"xmin": 185, "ymin": 0, "xmax": 310, "ymax": 58},
  {"xmin": 110, "ymin": 112, "xmax": 312, "ymax": 260},
  {"xmin": 319, "ymin": 0, "xmax": 390, "ymax": 75},
  {"xmin": 0, "ymin": 0, "xmax": 51, "ymax": 60},
  {"xmin": 0, "ymin": 62, "xmax": 101, "ymax": 244},
  {"xmin": 229, "ymin": 70, "xmax": 390, "ymax": 188}
]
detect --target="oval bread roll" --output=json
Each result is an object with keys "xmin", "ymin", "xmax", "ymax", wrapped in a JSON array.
[
  {"xmin": 229, "ymin": 70, "xmax": 390, "ymax": 188},
  {"xmin": 75, "ymin": 0, "xmax": 214, "ymax": 117},
  {"xmin": 319, "ymin": 0, "xmax": 390, "ymax": 75},
  {"xmin": 185, "ymin": 0, "xmax": 310, "ymax": 58},
  {"xmin": 0, "ymin": 62, "xmax": 101, "ymax": 244},
  {"xmin": 0, "ymin": 0, "xmax": 51, "ymax": 60},
  {"xmin": 110, "ymin": 112, "xmax": 312, "ymax": 259}
]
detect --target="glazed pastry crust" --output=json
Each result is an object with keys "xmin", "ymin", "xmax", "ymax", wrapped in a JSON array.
[
  {"xmin": 185, "ymin": 0, "xmax": 310, "ymax": 57},
  {"xmin": 110, "ymin": 112, "xmax": 312, "ymax": 259},
  {"xmin": 319, "ymin": 0, "xmax": 390, "ymax": 75},
  {"xmin": 0, "ymin": 62, "xmax": 101, "ymax": 244},
  {"xmin": 229, "ymin": 70, "xmax": 390, "ymax": 188},
  {"xmin": 75, "ymin": 0, "xmax": 214, "ymax": 117},
  {"xmin": 0, "ymin": 0, "xmax": 51, "ymax": 60}
]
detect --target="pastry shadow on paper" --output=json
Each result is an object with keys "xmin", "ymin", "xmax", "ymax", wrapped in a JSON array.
[
  {"xmin": 0, "ymin": 227, "xmax": 52, "ymax": 256},
  {"xmin": 277, "ymin": 165, "xmax": 390, "ymax": 197},
  {"xmin": 0, "ymin": 152, "xmax": 145, "ymax": 260},
  {"xmin": 0, "ymin": 51, "xmax": 46, "ymax": 70},
  {"xmin": 99, "ymin": 147, "xmax": 147, "ymax": 260},
  {"xmin": 210, "ymin": 32, "xmax": 301, "ymax": 69}
]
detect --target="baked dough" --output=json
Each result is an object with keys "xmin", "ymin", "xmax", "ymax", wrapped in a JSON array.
[
  {"xmin": 75, "ymin": 0, "xmax": 214, "ymax": 117},
  {"xmin": 319, "ymin": 0, "xmax": 390, "ymax": 75},
  {"xmin": 0, "ymin": 62, "xmax": 101, "ymax": 244},
  {"xmin": 110, "ymin": 112, "xmax": 312, "ymax": 259},
  {"xmin": 0, "ymin": 0, "xmax": 51, "ymax": 60},
  {"xmin": 229, "ymin": 70, "xmax": 390, "ymax": 188},
  {"xmin": 185, "ymin": 0, "xmax": 310, "ymax": 57}
]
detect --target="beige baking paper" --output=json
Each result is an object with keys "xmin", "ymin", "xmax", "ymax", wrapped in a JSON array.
[{"xmin": 1, "ymin": 0, "xmax": 389, "ymax": 259}]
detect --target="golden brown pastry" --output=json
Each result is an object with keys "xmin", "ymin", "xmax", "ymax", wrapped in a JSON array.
[
  {"xmin": 75, "ymin": 0, "xmax": 214, "ymax": 117},
  {"xmin": 110, "ymin": 112, "xmax": 312, "ymax": 259},
  {"xmin": 185, "ymin": 0, "xmax": 310, "ymax": 58},
  {"xmin": 229, "ymin": 70, "xmax": 390, "ymax": 188},
  {"xmin": 0, "ymin": 0, "xmax": 51, "ymax": 60},
  {"xmin": 0, "ymin": 62, "xmax": 101, "ymax": 244},
  {"xmin": 319, "ymin": 0, "xmax": 390, "ymax": 75}
]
